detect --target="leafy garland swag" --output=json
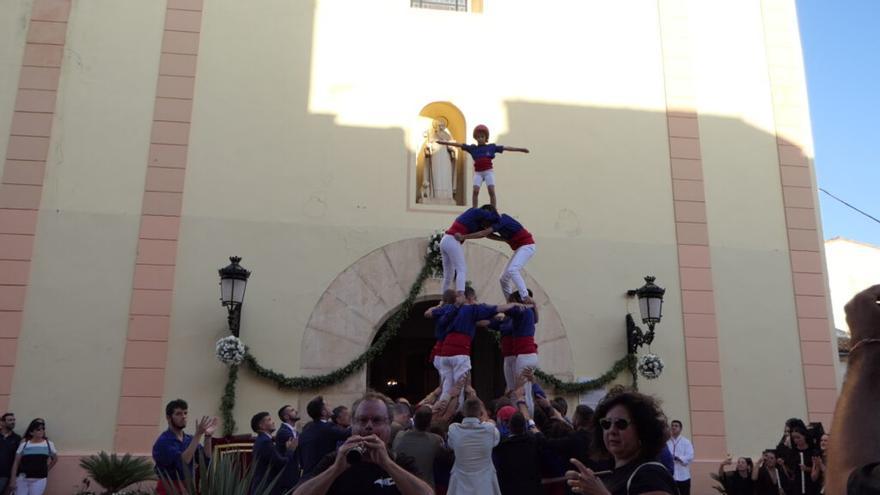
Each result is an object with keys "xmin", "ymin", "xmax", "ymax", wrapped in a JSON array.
[{"xmin": 218, "ymin": 244, "xmax": 637, "ymax": 436}]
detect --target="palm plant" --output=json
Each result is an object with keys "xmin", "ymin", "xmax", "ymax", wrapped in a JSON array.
[
  {"xmin": 159, "ymin": 451, "xmax": 281, "ymax": 495},
  {"xmin": 79, "ymin": 452, "xmax": 156, "ymax": 494}
]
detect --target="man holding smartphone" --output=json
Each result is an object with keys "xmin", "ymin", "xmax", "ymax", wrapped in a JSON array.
[{"xmin": 293, "ymin": 393, "xmax": 432, "ymax": 495}]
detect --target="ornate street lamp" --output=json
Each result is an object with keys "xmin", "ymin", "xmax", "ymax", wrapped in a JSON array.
[
  {"xmin": 626, "ymin": 276, "xmax": 665, "ymax": 354},
  {"xmin": 219, "ymin": 256, "xmax": 250, "ymax": 337}
]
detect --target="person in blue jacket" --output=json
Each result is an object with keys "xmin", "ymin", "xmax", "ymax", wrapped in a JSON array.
[{"xmin": 250, "ymin": 411, "xmax": 295, "ymax": 495}]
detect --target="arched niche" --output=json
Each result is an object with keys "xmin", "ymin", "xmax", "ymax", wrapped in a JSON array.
[{"xmin": 415, "ymin": 101, "xmax": 467, "ymax": 206}]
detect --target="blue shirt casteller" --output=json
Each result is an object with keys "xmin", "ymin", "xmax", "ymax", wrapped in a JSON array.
[
  {"xmin": 433, "ymin": 303, "xmax": 459, "ymax": 341},
  {"xmin": 507, "ymin": 305, "xmax": 537, "ymax": 338},
  {"xmin": 461, "ymin": 144, "xmax": 505, "ymax": 171},
  {"xmin": 449, "ymin": 207, "xmax": 500, "ymax": 234},
  {"xmin": 152, "ymin": 429, "xmax": 204, "ymax": 480},
  {"xmin": 448, "ymin": 303, "xmax": 499, "ymax": 338}
]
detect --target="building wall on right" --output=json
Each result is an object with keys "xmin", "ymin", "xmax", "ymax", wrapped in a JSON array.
[
  {"xmin": 825, "ymin": 238, "xmax": 880, "ymax": 387},
  {"xmin": 825, "ymin": 238, "xmax": 880, "ymax": 334}
]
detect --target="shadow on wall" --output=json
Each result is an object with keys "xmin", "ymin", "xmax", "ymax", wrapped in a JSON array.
[
  {"xmin": 65, "ymin": 3, "xmax": 831, "ymax": 495},
  {"xmin": 3, "ymin": 1, "xmax": 832, "ymax": 495},
  {"xmin": 179, "ymin": 0, "xmax": 826, "ymax": 452}
]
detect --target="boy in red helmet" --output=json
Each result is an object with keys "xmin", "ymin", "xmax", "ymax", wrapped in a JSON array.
[{"xmin": 438, "ymin": 124, "xmax": 529, "ymax": 208}]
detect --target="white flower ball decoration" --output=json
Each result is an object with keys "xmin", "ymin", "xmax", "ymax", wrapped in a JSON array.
[
  {"xmin": 637, "ymin": 353, "xmax": 664, "ymax": 380},
  {"xmin": 429, "ymin": 230, "xmax": 443, "ymax": 254},
  {"xmin": 427, "ymin": 230, "xmax": 445, "ymax": 278},
  {"xmin": 215, "ymin": 335, "xmax": 246, "ymax": 365}
]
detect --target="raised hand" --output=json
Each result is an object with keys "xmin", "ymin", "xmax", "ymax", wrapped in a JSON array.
[
  {"xmin": 333, "ymin": 436, "xmax": 365, "ymax": 471},
  {"xmin": 566, "ymin": 458, "xmax": 611, "ymax": 495},
  {"xmin": 362, "ymin": 434, "xmax": 392, "ymax": 468},
  {"xmin": 204, "ymin": 416, "xmax": 219, "ymax": 436},
  {"xmin": 195, "ymin": 416, "xmax": 213, "ymax": 435}
]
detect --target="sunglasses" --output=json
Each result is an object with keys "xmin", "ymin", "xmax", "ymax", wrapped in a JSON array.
[{"xmin": 599, "ymin": 417, "xmax": 631, "ymax": 431}]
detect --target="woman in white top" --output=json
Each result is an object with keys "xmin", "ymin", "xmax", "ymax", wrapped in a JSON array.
[{"xmin": 9, "ymin": 419, "xmax": 57, "ymax": 495}]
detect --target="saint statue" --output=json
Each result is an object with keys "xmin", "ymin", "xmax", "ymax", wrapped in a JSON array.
[{"xmin": 420, "ymin": 117, "xmax": 457, "ymax": 204}]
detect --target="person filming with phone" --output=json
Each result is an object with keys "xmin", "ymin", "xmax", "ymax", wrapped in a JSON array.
[{"xmin": 293, "ymin": 392, "xmax": 432, "ymax": 495}]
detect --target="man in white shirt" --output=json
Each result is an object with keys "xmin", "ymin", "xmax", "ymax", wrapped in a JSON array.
[
  {"xmin": 447, "ymin": 398, "xmax": 501, "ymax": 495},
  {"xmin": 667, "ymin": 419, "xmax": 694, "ymax": 495}
]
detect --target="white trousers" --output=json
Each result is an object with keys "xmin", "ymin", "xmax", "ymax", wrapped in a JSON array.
[
  {"xmin": 500, "ymin": 244, "xmax": 536, "ymax": 299},
  {"xmin": 503, "ymin": 356, "xmax": 517, "ymax": 392},
  {"xmin": 515, "ymin": 353, "xmax": 539, "ymax": 415},
  {"xmin": 434, "ymin": 356, "xmax": 453, "ymax": 402},
  {"xmin": 440, "ymin": 234, "xmax": 467, "ymax": 293},
  {"xmin": 14, "ymin": 476, "xmax": 47, "ymax": 495},
  {"xmin": 436, "ymin": 355, "xmax": 471, "ymax": 407}
]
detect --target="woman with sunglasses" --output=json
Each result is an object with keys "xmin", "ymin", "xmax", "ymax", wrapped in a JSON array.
[
  {"xmin": 8, "ymin": 419, "xmax": 56, "ymax": 495},
  {"xmin": 565, "ymin": 390, "xmax": 676, "ymax": 495}
]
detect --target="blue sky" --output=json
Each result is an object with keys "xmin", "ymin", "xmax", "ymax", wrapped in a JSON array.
[{"xmin": 797, "ymin": 0, "xmax": 880, "ymax": 246}]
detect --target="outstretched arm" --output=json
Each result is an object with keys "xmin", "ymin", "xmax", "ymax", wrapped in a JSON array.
[
  {"xmin": 503, "ymin": 146, "xmax": 530, "ymax": 153},
  {"xmin": 424, "ymin": 301, "xmax": 443, "ymax": 319},
  {"xmin": 718, "ymin": 460, "xmax": 727, "ymax": 481},
  {"xmin": 486, "ymin": 233, "xmax": 506, "ymax": 242},
  {"xmin": 454, "ymin": 227, "xmax": 494, "ymax": 242},
  {"xmin": 417, "ymin": 387, "xmax": 441, "ymax": 408},
  {"xmin": 497, "ymin": 302, "xmax": 532, "ymax": 313},
  {"xmin": 436, "ymin": 140, "xmax": 464, "ymax": 148}
]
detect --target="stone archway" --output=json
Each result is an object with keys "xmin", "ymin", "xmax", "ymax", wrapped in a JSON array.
[{"xmin": 299, "ymin": 237, "xmax": 574, "ymax": 407}]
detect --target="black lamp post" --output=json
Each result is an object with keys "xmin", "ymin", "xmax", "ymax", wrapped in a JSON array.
[
  {"xmin": 626, "ymin": 276, "xmax": 666, "ymax": 354},
  {"xmin": 219, "ymin": 256, "xmax": 250, "ymax": 337}
]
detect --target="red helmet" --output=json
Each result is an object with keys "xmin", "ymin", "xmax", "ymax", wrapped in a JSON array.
[{"xmin": 473, "ymin": 124, "xmax": 489, "ymax": 139}]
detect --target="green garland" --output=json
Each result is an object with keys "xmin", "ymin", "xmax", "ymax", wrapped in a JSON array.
[
  {"xmin": 242, "ymin": 259, "xmax": 432, "ymax": 390},
  {"xmin": 485, "ymin": 328, "xmax": 638, "ymax": 394},
  {"xmin": 218, "ymin": 246, "xmax": 638, "ymax": 436},
  {"xmin": 533, "ymin": 355, "xmax": 637, "ymax": 394},
  {"xmin": 219, "ymin": 364, "xmax": 238, "ymax": 436}
]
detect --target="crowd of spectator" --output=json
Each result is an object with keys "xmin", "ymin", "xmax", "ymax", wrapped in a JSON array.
[{"xmin": 3, "ymin": 284, "xmax": 879, "ymax": 495}]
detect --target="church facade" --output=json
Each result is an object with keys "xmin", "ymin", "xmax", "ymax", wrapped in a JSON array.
[{"xmin": 0, "ymin": 0, "xmax": 837, "ymax": 492}]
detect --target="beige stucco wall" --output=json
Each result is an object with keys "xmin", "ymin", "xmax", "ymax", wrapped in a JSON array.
[
  {"xmin": 689, "ymin": 0, "xmax": 809, "ymax": 456},
  {"xmin": 164, "ymin": 0, "xmax": 691, "ymax": 437},
  {"xmin": 7, "ymin": 0, "xmax": 165, "ymax": 451},
  {"xmin": 0, "ymin": 0, "xmax": 828, "ymax": 477}
]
